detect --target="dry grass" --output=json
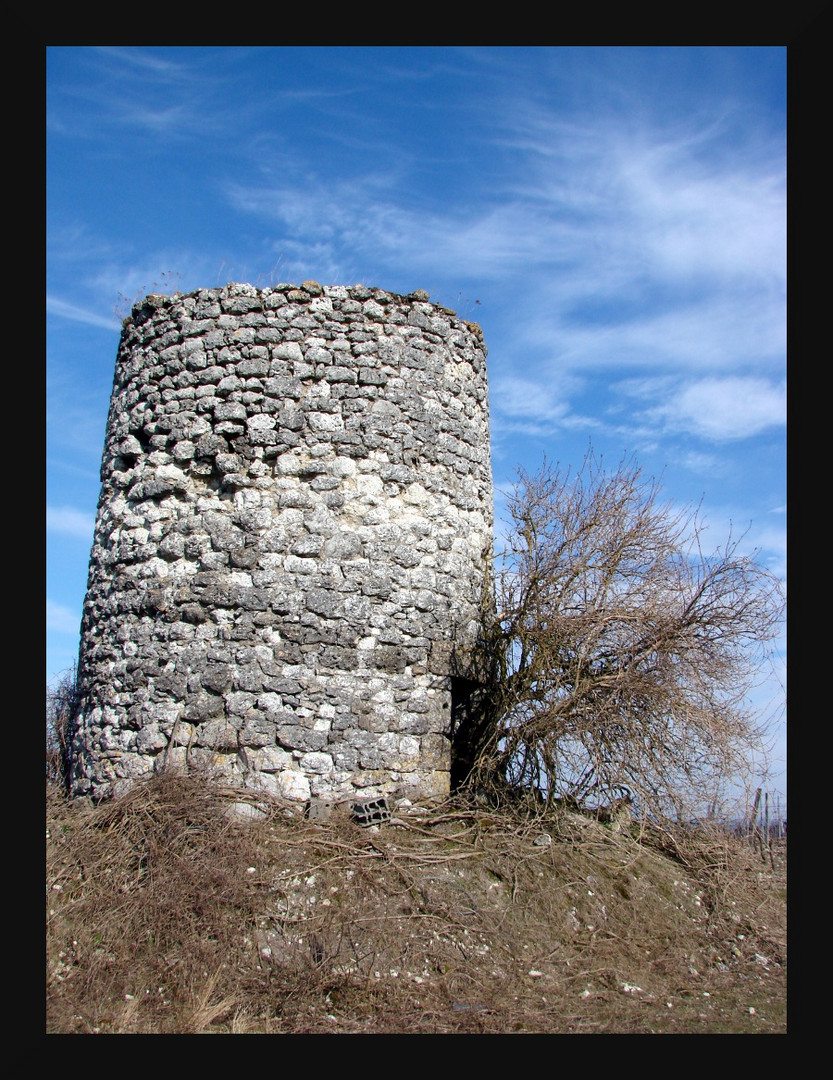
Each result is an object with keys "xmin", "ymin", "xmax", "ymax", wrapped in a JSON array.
[{"xmin": 46, "ymin": 775, "xmax": 786, "ymax": 1034}]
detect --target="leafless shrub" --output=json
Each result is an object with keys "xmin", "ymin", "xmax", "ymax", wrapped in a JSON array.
[{"xmin": 461, "ymin": 450, "xmax": 784, "ymax": 824}]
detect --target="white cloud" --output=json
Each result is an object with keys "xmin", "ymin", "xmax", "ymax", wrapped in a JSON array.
[
  {"xmin": 47, "ymin": 506, "xmax": 96, "ymax": 539},
  {"xmin": 46, "ymin": 295, "xmax": 121, "ymax": 332},
  {"xmin": 47, "ymin": 599, "xmax": 81, "ymax": 635},
  {"xmin": 675, "ymin": 449, "xmax": 724, "ymax": 475},
  {"xmin": 92, "ymin": 46, "xmax": 191, "ymax": 77},
  {"xmin": 609, "ymin": 375, "xmax": 785, "ymax": 442},
  {"xmin": 657, "ymin": 377, "xmax": 786, "ymax": 440},
  {"xmin": 614, "ymin": 137, "xmax": 785, "ymax": 288},
  {"xmin": 546, "ymin": 294, "xmax": 783, "ymax": 374},
  {"xmin": 750, "ymin": 522, "xmax": 787, "ymax": 582},
  {"xmin": 227, "ymin": 99, "xmax": 784, "ymax": 395},
  {"xmin": 491, "ymin": 375, "xmax": 571, "ymax": 424}
]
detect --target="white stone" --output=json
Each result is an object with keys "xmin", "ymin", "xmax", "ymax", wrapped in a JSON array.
[
  {"xmin": 246, "ymin": 414, "xmax": 276, "ymax": 434},
  {"xmin": 300, "ymin": 752, "xmax": 334, "ymax": 774},
  {"xmin": 307, "ymin": 412, "xmax": 343, "ymax": 432},
  {"xmin": 277, "ymin": 771, "xmax": 311, "ymax": 802},
  {"xmin": 331, "ymin": 456, "xmax": 357, "ymax": 477},
  {"xmin": 249, "ymin": 746, "xmax": 292, "ymax": 772},
  {"xmin": 275, "ymin": 453, "xmax": 302, "ymax": 475}
]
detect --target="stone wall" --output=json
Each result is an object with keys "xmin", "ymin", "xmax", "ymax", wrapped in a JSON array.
[{"xmin": 68, "ymin": 282, "xmax": 493, "ymax": 807}]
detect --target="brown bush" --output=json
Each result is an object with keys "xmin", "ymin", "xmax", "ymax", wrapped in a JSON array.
[
  {"xmin": 460, "ymin": 451, "xmax": 784, "ymax": 825},
  {"xmin": 46, "ymin": 775, "xmax": 785, "ymax": 1033}
]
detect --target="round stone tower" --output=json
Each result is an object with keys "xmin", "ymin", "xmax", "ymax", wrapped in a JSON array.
[{"xmin": 67, "ymin": 282, "xmax": 493, "ymax": 806}]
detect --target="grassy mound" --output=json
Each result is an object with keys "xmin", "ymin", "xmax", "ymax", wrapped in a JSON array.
[{"xmin": 46, "ymin": 775, "xmax": 786, "ymax": 1033}]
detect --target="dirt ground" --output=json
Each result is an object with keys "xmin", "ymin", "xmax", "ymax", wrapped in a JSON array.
[{"xmin": 46, "ymin": 776, "xmax": 786, "ymax": 1034}]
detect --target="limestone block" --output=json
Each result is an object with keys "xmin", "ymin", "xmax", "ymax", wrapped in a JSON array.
[{"xmin": 277, "ymin": 770, "xmax": 311, "ymax": 802}]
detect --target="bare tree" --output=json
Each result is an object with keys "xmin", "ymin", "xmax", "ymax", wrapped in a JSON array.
[
  {"xmin": 47, "ymin": 665, "xmax": 78, "ymax": 788},
  {"xmin": 459, "ymin": 451, "xmax": 784, "ymax": 822}
]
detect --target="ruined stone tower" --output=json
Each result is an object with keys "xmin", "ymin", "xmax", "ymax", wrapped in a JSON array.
[{"xmin": 68, "ymin": 282, "xmax": 493, "ymax": 807}]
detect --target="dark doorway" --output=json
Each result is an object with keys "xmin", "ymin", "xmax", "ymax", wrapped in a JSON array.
[{"xmin": 449, "ymin": 676, "xmax": 492, "ymax": 790}]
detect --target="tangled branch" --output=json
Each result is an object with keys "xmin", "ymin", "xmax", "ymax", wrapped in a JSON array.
[{"xmin": 463, "ymin": 450, "xmax": 784, "ymax": 822}]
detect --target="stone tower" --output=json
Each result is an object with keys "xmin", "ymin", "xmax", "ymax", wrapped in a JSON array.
[{"xmin": 67, "ymin": 282, "xmax": 493, "ymax": 807}]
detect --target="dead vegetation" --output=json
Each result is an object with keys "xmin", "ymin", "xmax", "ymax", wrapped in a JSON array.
[
  {"xmin": 46, "ymin": 774, "xmax": 785, "ymax": 1034},
  {"xmin": 461, "ymin": 451, "xmax": 785, "ymax": 825}
]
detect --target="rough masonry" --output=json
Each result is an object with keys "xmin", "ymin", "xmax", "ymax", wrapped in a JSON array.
[{"xmin": 67, "ymin": 282, "xmax": 494, "ymax": 807}]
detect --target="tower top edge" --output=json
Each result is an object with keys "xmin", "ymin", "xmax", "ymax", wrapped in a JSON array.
[{"xmin": 126, "ymin": 281, "xmax": 481, "ymax": 332}]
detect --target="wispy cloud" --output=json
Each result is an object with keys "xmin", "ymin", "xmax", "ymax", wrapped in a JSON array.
[
  {"xmin": 49, "ymin": 47, "xmax": 234, "ymax": 142},
  {"xmin": 490, "ymin": 375, "xmax": 574, "ymax": 424},
  {"xmin": 752, "ymin": 523, "xmax": 787, "ymax": 581},
  {"xmin": 624, "ymin": 376, "xmax": 787, "ymax": 441},
  {"xmin": 47, "ymin": 599, "xmax": 82, "ymax": 635},
  {"xmin": 228, "ymin": 98, "xmax": 784, "ymax": 376},
  {"xmin": 47, "ymin": 506, "xmax": 96, "ymax": 540},
  {"xmin": 523, "ymin": 295, "xmax": 785, "ymax": 375},
  {"xmin": 674, "ymin": 448, "xmax": 725, "ymax": 476},
  {"xmin": 92, "ymin": 46, "xmax": 193, "ymax": 78},
  {"xmin": 46, "ymin": 295, "xmax": 120, "ymax": 331},
  {"xmin": 489, "ymin": 374, "xmax": 605, "ymax": 450}
]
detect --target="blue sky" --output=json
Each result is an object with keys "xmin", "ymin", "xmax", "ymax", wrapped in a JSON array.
[{"xmin": 46, "ymin": 46, "xmax": 786, "ymax": 797}]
